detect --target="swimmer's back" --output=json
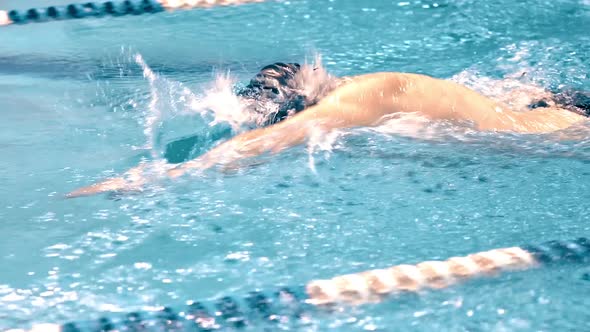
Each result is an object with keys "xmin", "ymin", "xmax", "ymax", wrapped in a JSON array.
[
  {"xmin": 308, "ymin": 72, "xmax": 584, "ymax": 132},
  {"xmin": 312, "ymin": 72, "xmax": 504, "ymax": 126}
]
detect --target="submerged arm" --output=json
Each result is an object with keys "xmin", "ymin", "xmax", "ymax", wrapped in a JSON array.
[
  {"xmin": 66, "ymin": 100, "xmax": 373, "ymax": 198},
  {"xmin": 167, "ymin": 102, "xmax": 363, "ymax": 177}
]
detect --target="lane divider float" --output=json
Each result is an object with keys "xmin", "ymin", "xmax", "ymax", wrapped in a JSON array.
[
  {"xmin": 0, "ymin": 0, "xmax": 267, "ymax": 26},
  {"xmin": 6, "ymin": 237, "xmax": 589, "ymax": 331}
]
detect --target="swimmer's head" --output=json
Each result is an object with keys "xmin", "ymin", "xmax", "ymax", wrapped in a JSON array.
[
  {"xmin": 239, "ymin": 62, "xmax": 308, "ymax": 125},
  {"xmin": 241, "ymin": 62, "xmax": 300, "ymax": 101}
]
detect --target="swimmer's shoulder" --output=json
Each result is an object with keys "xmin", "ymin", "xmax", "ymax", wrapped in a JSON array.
[
  {"xmin": 314, "ymin": 72, "xmax": 454, "ymax": 108},
  {"xmin": 345, "ymin": 71, "xmax": 444, "ymax": 87}
]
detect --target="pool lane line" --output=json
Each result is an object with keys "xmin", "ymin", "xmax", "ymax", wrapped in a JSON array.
[
  {"xmin": 7, "ymin": 237, "xmax": 590, "ymax": 331},
  {"xmin": 0, "ymin": 0, "xmax": 267, "ymax": 27}
]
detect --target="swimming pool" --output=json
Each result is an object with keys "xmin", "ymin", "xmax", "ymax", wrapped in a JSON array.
[{"xmin": 1, "ymin": 0, "xmax": 590, "ymax": 330}]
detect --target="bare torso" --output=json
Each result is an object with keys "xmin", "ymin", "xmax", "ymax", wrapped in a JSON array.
[{"xmin": 308, "ymin": 72, "xmax": 584, "ymax": 132}]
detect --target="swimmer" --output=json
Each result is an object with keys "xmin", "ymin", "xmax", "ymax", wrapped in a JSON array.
[{"xmin": 67, "ymin": 63, "xmax": 590, "ymax": 198}]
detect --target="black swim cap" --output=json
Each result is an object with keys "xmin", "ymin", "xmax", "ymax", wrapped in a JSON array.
[
  {"xmin": 240, "ymin": 63, "xmax": 300, "ymax": 99},
  {"xmin": 553, "ymin": 91, "xmax": 590, "ymax": 117},
  {"xmin": 239, "ymin": 62, "xmax": 308, "ymax": 125}
]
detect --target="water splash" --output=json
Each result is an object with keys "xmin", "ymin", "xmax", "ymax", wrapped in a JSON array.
[
  {"xmin": 370, "ymin": 112, "xmax": 450, "ymax": 140},
  {"xmin": 134, "ymin": 53, "xmax": 160, "ymax": 158},
  {"xmin": 306, "ymin": 127, "xmax": 344, "ymax": 174},
  {"xmin": 132, "ymin": 54, "xmax": 265, "ymax": 162},
  {"xmin": 293, "ymin": 54, "xmax": 342, "ymax": 107},
  {"xmin": 187, "ymin": 71, "xmax": 258, "ymax": 132},
  {"xmin": 133, "ymin": 53, "xmax": 200, "ymax": 158},
  {"xmin": 131, "ymin": 53, "xmax": 348, "ymax": 172}
]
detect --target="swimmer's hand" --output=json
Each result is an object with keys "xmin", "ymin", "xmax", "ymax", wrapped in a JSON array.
[
  {"xmin": 66, "ymin": 165, "xmax": 147, "ymax": 198},
  {"xmin": 165, "ymin": 159, "xmax": 211, "ymax": 179}
]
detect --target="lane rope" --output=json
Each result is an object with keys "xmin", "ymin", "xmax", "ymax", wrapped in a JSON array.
[
  {"xmin": 6, "ymin": 237, "xmax": 589, "ymax": 331},
  {"xmin": 0, "ymin": 0, "xmax": 267, "ymax": 26}
]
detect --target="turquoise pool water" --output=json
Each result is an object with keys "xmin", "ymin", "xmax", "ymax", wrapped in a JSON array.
[{"xmin": 1, "ymin": 0, "xmax": 590, "ymax": 330}]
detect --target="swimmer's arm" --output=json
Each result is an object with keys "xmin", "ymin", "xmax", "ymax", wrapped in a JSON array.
[
  {"xmin": 65, "ymin": 105, "xmax": 350, "ymax": 198},
  {"xmin": 66, "ymin": 100, "xmax": 377, "ymax": 198},
  {"xmin": 168, "ymin": 103, "xmax": 362, "ymax": 176},
  {"xmin": 66, "ymin": 163, "xmax": 148, "ymax": 198}
]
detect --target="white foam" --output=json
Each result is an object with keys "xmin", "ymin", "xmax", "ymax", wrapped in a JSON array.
[
  {"xmin": 132, "ymin": 53, "xmax": 260, "ymax": 160},
  {"xmin": 0, "ymin": 10, "xmax": 11, "ymax": 26},
  {"xmin": 188, "ymin": 71, "xmax": 258, "ymax": 131}
]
